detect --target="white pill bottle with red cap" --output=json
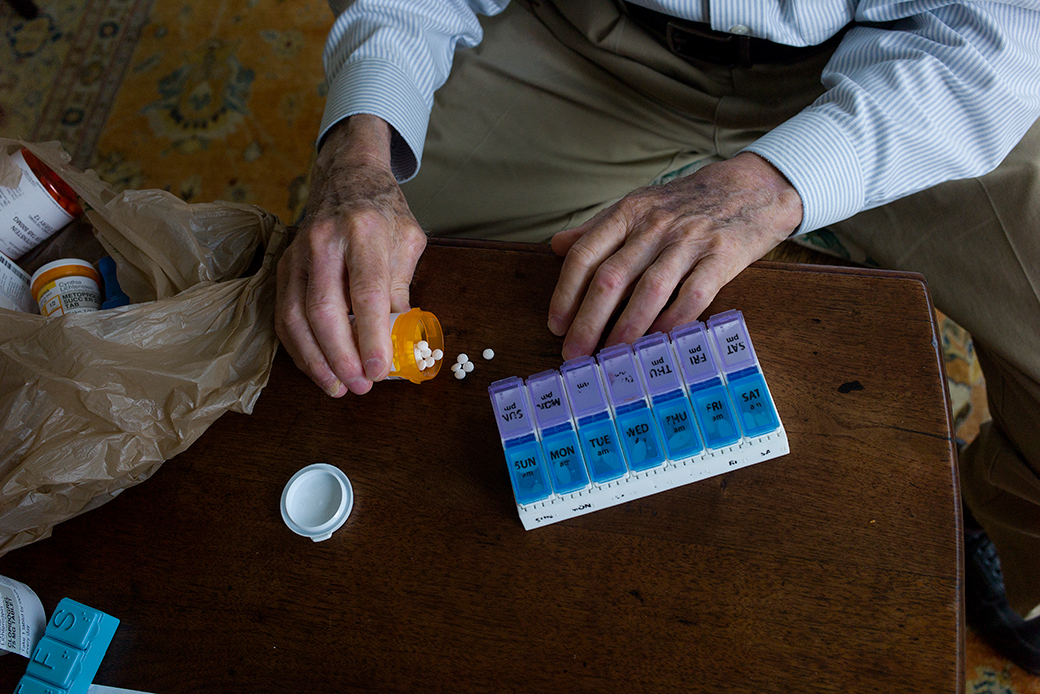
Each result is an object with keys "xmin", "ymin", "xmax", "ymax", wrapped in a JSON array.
[{"xmin": 0, "ymin": 147, "xmax": 83, "ymax": 261}]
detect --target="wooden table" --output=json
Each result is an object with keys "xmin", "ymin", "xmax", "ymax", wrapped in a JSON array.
[{"xmin": 0, "ymin": 239, "xmax": 961, "ymax": 693}]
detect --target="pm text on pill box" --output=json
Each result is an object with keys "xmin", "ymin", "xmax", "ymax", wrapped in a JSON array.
[{"xmin": 488, "ymin": 309, "xmax": 788, "ymax": 529}]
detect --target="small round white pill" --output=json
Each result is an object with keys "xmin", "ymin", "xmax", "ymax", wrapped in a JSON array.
[
  {"xmin": 463, "ymin": 361, "xmax": 474, "ymax": 373},
  {"xmin": 425, "ymin": 357, "xmax": 436, "ymax": 369},
  {"xmin": 454, "ymin": 369, "xmax": 466, "ymax": 380},
  {"xmin": 457, "ymin": 353, "xmax": 469, "ymax": 364},
  {"xmin": 482, "ymin": 348, "xmax": 495, "ymax": 360},
  {"xmin": 432, "ymin": 349, "xmax": 443, "ymax": 360},
  {"xmin": 417, "ymin": 340, "xmax": 429, "ymax": 351},
  {"xmin": 420, "ymin": 348, "xmax": 433, "ymax": 360},
  {"xmin": 451, "ymin": 362, "xmax": 462, "ymax": 373}
]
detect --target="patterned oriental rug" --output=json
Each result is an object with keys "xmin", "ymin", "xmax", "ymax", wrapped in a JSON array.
[{"xmin": 0, "ymin": 1, "xmax": 1033, "ymax": 690}]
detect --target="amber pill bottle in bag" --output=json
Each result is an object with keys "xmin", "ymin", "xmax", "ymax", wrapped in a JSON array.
[{"xmin": 0, "ymin": 147, "xmax": 84, "ymax": 260}]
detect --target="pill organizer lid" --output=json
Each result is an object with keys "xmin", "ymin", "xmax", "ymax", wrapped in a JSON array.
[
  {"xmin": 280, "ymin": 463, "xmax": 353, "ymax": 542},
  {"xmin": 669, "ymin": 320, "xmax": 721, "ymax": 384},
  {"xmin": 525, "ymin": 369, "xmax": 572, "ymax": 429},
  {"xmin": 632, "ymin": 332, "xmax": 683, "ymax": 396},
  {"xmin": 488, "ymin": 376, "xmax": 536, "ymax": 440},
  {"xmin": 560, "ymin": 356, "xmax": 610, "ymax": 419},
  {"xmin": 707, "ymin": 309, "xmax": 759, "ymax": 373},
  {"xmin": 597, "ymin": 343, "xmax": 646, "ymax": 407}
]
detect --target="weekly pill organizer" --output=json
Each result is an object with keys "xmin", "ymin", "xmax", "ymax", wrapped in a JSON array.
[{"xmin": 488, "ymin": 309, "xmax": 789, "ymax": 529}]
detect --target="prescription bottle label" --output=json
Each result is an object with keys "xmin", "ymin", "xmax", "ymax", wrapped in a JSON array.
[
  {"xmin": 30, "ymin": 259, "xmax": 102, "ymax": 317},
  {"xmin": 0, "ymin": 251, "xmax": 34, "ymax": 312},
  {"xmin": 0, "ymin": 149, "xmax": 78, "ymax": 260},
  {"xmin": 0, "ymin": 575, "xmax": 47, "ymax": 658}
]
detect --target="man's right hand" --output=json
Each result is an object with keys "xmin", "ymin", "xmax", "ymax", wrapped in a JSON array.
[{"xmin": 275, "ymin": 115, "xmax": 427, "ymax": 397}]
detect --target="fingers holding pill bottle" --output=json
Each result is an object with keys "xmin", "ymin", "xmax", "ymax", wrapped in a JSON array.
[{"xmin": 274, "ymin": 115, "xmax": 428, "ymax": 398}]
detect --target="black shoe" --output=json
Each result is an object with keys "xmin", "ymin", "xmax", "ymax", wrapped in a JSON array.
[{"xmin": 963, "ymin": 509, "xmax": 1040, "ymax": 675}]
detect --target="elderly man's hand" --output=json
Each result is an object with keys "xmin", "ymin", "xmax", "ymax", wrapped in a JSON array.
[
  {"xmin": 548, "ymin": 153, "xmax": 802, "ymax": 359},
  {"xmin": 276, "ymin": 115, "xmax": 427, "ymax": 396}
]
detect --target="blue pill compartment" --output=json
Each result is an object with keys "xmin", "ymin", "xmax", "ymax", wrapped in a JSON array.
[
  {"xmin": 688, "ymin": 380, "xmax": 742, "ymax": 448},
  {"xmin": 540, "ymin": 425, "xmax": 589, "ymax": 494},
  {"xmin": 575, "ymin": 412, "xmax": 627, "ymax": 483},
  {"xmin": 614, "ymin": 402, "xmax": 666, "ymax": 471},
  {"xmin": 706, "ymin": 310, "xmax": 781, "ymax": 440},
  {"xmin": 726, "ymin": 370, "xmax": 779, "ymax": 438},
  {"xmin": 526, "ymin": 369, "xmax": 592, "ymax": 495},
  {"xmin": 489, "ymin": 377, "xmax": 553, "ymax": 505},
  {"xmin": 670, "ymin": 320, "xmax": 745, "ymax": 448},
  {"xmin": 18, "ymin": 598, "xmax": 119, "ymax": 694},
  {"xmin": 503, "ymin": 434, "xmax": 553, "ymax": 505},
  {"xmin": 651, "ymin": 390, "xmax": 702, "ymax": 460},
  {"xmin": 599, "ymin": 344, "xmax": 666, "ymax": 471},
  {"xmin": 633, "ymin": 332, "xmax": 704, "ymax": 460}
]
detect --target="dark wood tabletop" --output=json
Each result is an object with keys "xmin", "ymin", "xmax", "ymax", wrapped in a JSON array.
[{"xmin": 0, "ymin": 239, "xmax": 961, "ymax": 693}]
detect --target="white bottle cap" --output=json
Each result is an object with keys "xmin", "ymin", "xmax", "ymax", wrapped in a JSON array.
[{"xmin": 280, "ymin": 463, "xmax": 353, "ymax": 542}]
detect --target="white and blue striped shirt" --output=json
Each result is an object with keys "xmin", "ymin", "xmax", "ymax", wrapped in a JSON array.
[{"xmin": 321, "ymin": 0, "xmax": 1040, "ymax": 233}]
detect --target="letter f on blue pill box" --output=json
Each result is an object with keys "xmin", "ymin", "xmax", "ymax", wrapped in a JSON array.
[{"xmin": 18, "ymin": 599, "xmax": 119, "ymax": 694}]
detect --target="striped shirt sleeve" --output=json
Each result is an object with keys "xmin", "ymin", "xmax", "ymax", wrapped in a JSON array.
[
  {"xmin": 741, "ymin": 1, "xmax": 1040, "ymax": 233},
  {"xmin": 320, "ymin": 0, "xmax": 510, "ymax": 182},
  {"xmin": 322, "ymin": 0, "xmax": 1040, "ymax": 231}
]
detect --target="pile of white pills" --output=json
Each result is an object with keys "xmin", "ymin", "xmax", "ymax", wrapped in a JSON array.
[
  {"xmin": 413, "ymin": 340, "xmax": 444, "ymax": 372},
  {"xmin": 450, "ymin": 348, "xmax": 495, "ymax": 380}
]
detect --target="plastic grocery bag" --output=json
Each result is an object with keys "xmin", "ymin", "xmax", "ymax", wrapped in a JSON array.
[{"xmin": 0, "ymin": 138, "xmax": 288, "ymax": 555}]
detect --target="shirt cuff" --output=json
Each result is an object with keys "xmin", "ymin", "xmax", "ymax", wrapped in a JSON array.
[
  {"xmin": 318, "ymin": 59, "xmax": 429, "ymax": 183},
  {"xmin": 741, "ymin": 110, "xmax": 866, "ymax": 235}
]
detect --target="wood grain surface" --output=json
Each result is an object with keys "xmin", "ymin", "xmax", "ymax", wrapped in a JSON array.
[{"xmin": 0, "ymin": 239, "xmax": 961, "ymax": 693}]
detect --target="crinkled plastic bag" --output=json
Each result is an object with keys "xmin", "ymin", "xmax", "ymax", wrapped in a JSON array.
[{"xmin": 0, "ymin": 139, "xmax": 288, "ymax": 555}]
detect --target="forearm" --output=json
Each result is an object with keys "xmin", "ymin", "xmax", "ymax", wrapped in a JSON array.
[
  {"xmin": 313, "ymin": 115, "xmax": 394, "ymax": 201},
  {"xmin": 319, "ymin": 0, "xmax": 512, "ymax": 182}
]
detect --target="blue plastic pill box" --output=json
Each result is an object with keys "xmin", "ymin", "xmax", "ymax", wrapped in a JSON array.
[
  {"xmin": 488, "ymin": 309, "xmax": 789, "ymax": 529},
  {"xmin": 17, "ymin": 598, "xmax": 119, "ymax": 694}
]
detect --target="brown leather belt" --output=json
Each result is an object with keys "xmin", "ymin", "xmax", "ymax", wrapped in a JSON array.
[{"xmin": 623, "ymin": 2, "xmax": 848, "ymax": 68}]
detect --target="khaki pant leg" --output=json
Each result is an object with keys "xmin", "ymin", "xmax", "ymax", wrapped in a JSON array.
[
  {"xmin": 829, "ymin": 121, "xmax": 1040, "ymax": 617},
  {"xmin": 400, "ymin": 2, "xmax": 716, "ymax": 240},
  {"xmin": 401, "ymin": 0, "xmax": 832, "ymax": 240}
]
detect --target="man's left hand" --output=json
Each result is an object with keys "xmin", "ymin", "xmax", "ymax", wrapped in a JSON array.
[{"xmin": 548, "ymin": 152, "xmax": 803, "ymax": 359}]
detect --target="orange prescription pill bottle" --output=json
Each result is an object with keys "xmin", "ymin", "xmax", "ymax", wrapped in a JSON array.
[
  {"xmin": 0, "ymin": 147, "xmax": 83, "ymax": 260},
  {"xmin": 388, "ymin": 308, "xmax": 444, "ymax": 383},
  {"xmin": 348, "ymin": 308, "xmax": 445, "ymax": 383},
  {"xmin": 30, "ymin": 258, "xmax": 102, "ymax": 317}
]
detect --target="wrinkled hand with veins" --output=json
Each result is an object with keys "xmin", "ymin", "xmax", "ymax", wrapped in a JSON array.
[
  {"xmin": 275, "ymin": 115, "xmax": 427, "ymax": 397},
  {"xmin": 547, "ymin": 153, "xmax": 803, "ymax": 359}
]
